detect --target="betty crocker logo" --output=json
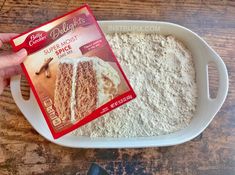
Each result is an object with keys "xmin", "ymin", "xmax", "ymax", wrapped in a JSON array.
[
  {"xmin": 17, "ymin": 31, "xmax": 49, "ymax": 54},
  {"xmin": 26, "ymin": 31, "xmax": 47, "ymax": 48}
]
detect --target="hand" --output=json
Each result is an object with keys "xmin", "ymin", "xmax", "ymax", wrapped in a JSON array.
[{"xmin": 0, "ymin": 33, "xmax": 27, "ymax": 94}]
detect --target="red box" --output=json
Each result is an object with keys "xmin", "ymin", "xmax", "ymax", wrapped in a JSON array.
[{"xmin": 10, "ymin": 5, "xmax": 136, "ymax": 139}]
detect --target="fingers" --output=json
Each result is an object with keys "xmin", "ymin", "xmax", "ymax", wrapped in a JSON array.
[
  {"xmin": 0, "ymin": 49, "xmax": 27, "ymax": 69},
  {"xmin": 0, "ymin": 66, "xmax": 20, "ymax": 95},
  {"xmin": 0, "ymin": 78, "xmax": 9, "ymax": 94},
  {"xmin": 0, "ymin": 33, "xmax": 21, "ymax": 95},
  {"xmin": 0, "ymin": 33, "xmax": 18, "ymax": 48},
  {"xmin": 0, "ymin": 65, "xmax": 22, "ymax": 78}
]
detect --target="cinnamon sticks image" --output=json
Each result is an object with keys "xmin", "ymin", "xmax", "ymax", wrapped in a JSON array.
[{"xmin": 35, "ymin": 57, "xmax": 53, "ymax": 78}]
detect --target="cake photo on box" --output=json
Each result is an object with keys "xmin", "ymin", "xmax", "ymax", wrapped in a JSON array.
[{"xmin": 54, "ymin": 56, "xmax": 121, "ymax": 123}]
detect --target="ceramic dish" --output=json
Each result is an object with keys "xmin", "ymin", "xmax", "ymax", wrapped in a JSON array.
[{"xmin": 10, "ymin": 20, "xmax": 229, "ymax": 148}]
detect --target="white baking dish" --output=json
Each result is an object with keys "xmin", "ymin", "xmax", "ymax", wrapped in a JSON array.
[{"xmin": 10, "ymin": 21, "xmax": 228, "ymax": 148}]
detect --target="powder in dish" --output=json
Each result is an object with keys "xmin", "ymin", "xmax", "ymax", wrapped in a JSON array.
[{"xmin": 73, "ymin": 33, "xmax": 198, "ymax": 137}]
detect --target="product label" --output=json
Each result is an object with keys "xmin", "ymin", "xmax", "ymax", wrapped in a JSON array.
[{"xmin": 10, "ymin": 5, "xmax": 136, "ymax": 139}]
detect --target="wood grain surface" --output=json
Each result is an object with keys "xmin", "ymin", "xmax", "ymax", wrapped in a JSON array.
[{"xmin": 0, "ymin": 0, "xmax": 235, "ymax": 174}]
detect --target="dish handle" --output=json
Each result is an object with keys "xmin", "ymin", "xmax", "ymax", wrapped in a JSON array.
[{"xmin": 206, "ymin": 48, "xmax": 229, "ymax": 109}]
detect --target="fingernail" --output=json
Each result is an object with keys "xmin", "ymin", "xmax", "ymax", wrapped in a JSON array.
[{"xmin": 17, "ymin": 49, "xmax": 27, "ymax": 57}]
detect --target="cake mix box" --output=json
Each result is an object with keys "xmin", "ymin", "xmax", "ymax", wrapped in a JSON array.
[{"xmin": 10, "ymin": 5, "xmax": 136, "ymax": 139}]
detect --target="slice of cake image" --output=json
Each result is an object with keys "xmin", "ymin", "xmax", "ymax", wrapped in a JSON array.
[{"xmin": 54, "ymin": 56, "xmax": 121, "ymax": 123}]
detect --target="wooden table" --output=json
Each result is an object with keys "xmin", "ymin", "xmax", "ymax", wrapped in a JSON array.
[{"xmin": 0, "ymin": 1, "xmax": 234, "ymax": 174}]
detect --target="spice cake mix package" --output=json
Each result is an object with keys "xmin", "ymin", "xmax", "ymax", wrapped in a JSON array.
[{"xmin": 10, "ymin": 5, "xmax": 136, "ymax": 139}]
